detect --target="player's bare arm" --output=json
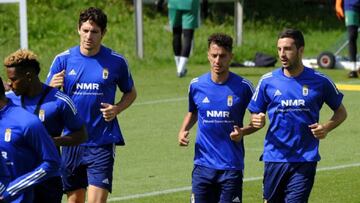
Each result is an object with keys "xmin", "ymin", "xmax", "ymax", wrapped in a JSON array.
[
  {"xmin": 100, "ymin": 86, "xmax": 137, "ymax": 122},
  {"xmin": 309, "ymin": 103, "xmax": 347, "ymax": 139},
  {"xmin": 178, "ymin": 112, "xmax": 198, "ymax": 146},
  {"xmin": 53, "ymin": 126, "xmax": 88, "ymax": 146}
]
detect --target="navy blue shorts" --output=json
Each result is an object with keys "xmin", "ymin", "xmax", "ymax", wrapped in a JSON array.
[
  {"xmin": 61, "ymin": 144, "xmax": 115, "ymax": 193},
  {"xmin": 263, "ymin": 162, "xmax": 317, "ymax": 203},
  {"xmin": 33, "ymin": 176, "xmax": 63, "ymax": 203},
  {"xmin": 192, "ymin": 165, "xmax": 243, "ymax": 203}
]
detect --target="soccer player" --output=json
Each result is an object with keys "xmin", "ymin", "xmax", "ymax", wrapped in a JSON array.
[
  {"xmin": 46, "ymin": 7, "xmax": 137, "ymax": 203},
  {"xmin": 248, "ymin": 28, "xmax": 347, "ymax": 203},
  {"xmin": 3, "ymin": 49, "xmax": 87, "ymax": 203},
  {"xmin": 178, "ymin": 33, "xmax": 258, "ymax": 203},
  {"xmin": 0, "ymin": 77, "xmax": 61, "ymax": 203}
]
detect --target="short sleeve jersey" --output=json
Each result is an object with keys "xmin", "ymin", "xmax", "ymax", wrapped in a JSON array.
[
  {"xmin": 0, "ymin": 101, "xmax": 61, "ymax": 201},
  {"xmin": 248, "ymin": 67, "xmax": 343, "ymax": 162},
  {"xmin": 189, "ymin": 72, "xmax": 254, "ymax": 170},
  {"xmin": 6, "ymin": 84, "xmax": 83, "ymax": 138},
  {"xmin": 46, "ymin": 45, "xmax": 134, "ymax": 146}
]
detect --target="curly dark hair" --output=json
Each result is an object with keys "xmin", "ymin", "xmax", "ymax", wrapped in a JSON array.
[
  {"xmin": 207, "ymin": 33, "xmax": 233, "ymax": 52},
  {"xmin": 79, "ymin": 7, "xmax": 107, "ymax": 33},
  {"xmin": 3, "ymin": 49, "xmax": 40, "ymax": 75}
]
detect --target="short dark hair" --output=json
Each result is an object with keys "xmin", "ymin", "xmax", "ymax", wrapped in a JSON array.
[
  {"xmin": 79, "ymin": 7, "xmax": 107, "ymax": 33},
  {"xmin": 3, "ymin": 49, "xmax": 40, "ymax": 75},
  {"xmin": 278, "ymin": 28, "xmax": 305, "ymax": 49},
  {"xmin": 208, "ymin": 33, "xmax": 233, "ymax": 52},
  {"xmin": 0, "ymin": 77, "xmax": 5, "ymax": 98}
]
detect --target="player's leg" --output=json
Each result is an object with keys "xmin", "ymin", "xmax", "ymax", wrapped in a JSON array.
[
  {"xmin": 177, "ymin": 6, "xmax": 199, "ymax": 77},
  {"xmin": 62, "ymin": 146, "xmax": 88, "ymax": 203},
  {"xmin": 86, "ymin": 144, "xmax": 115, "ymax": 203},
  {"xmin": 263, "ymin": 162, "xmax": 288, "ymax": 203},
  {"xmin": 169, "ymin": 8, "xmax": 182, "ymax": 75},
  {"xmin": 218, "ymin": 169, "xmax": 243, "ymax": 203},
  {"xmin": 283, "ymin": 162, "xmax": 317, "ymax": 203},
  {"xmin": 192, "ymin": 165, "xmax": 219, "ymax": 203},
  {"xmin": 67, "ymin": 188, "xmax": 86, "ymax": 203},
  {"xmin": 345, "ymin": 10, "xmax": 360, "ymax": 78}
]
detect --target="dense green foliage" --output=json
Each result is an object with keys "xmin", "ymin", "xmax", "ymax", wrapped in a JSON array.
[{"xmin": 0, "ymin": 0, "xmax": 346, "ymax": 80}]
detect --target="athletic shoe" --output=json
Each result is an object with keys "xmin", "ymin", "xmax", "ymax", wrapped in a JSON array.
[{"xmin": 177, "ymin": 69, "xmax": 187, "ymax": 78}]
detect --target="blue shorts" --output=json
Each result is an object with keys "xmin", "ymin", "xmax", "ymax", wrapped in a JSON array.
[
  {"xmin": 33, "ymin": 176, "xmax": 63, "ymax": 203},
  {"xmin": 192, "ymin": 165, "xmax": 243, "ymax": 203},
  {"xmin": 61, "ymin": 144, "xmax": 115, "ymax": 193},
  {"xmin": 263, "ymin": 162, "xmax": 317, "ymax": 203}
]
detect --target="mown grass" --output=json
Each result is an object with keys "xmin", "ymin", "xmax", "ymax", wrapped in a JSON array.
[{"xmin": 1, "ymin": 1, "xmax": 359, "ymax": 202}]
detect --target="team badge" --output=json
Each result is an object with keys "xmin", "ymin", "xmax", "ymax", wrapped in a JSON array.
[
  {"xmin": 5, "ymin": 128, "xmax": 11, "ymax": 142},
  {"xmin": 302, "ymin": 85, "xmax": 309, "ymax": 96},
  {"xmin": 103, "ymin": 68, "xmax": 109, "ymax": 79},
  {"xmin": 227, "ymin": 95, "xmax": 233, "ymax": 106},
  {"xmin": 39, "ymin": 109, "xmax": 45, "ymax": 122}
]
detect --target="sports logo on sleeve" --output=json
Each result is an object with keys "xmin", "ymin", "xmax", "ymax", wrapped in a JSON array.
[
  {"xmin": 4, "ymin": 128, "xmax": 11, "ymax": 142},
  {"xmin": 103, "ymin": 68, "xmax": 109, "ymax": 79},
  {"xmin": 302, "ymin": 85, "xmax": 309, "ymax": 96},
  {"xmin": 227, "ymin": 95, "xmax": 233, "ymax": 106},
  {"xmin": 38, "ymin": 109, "xmax": 45, "ymax": 122}
]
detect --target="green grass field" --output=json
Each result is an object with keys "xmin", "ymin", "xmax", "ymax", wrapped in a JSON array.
[{"xmin": 1, "ymin": 1, "xmax": 360, "ymax": 202}]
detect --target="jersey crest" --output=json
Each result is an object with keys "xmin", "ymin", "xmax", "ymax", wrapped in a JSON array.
[
  {"xmin": 5, "ymin": 128, "xmax": 11, "ymax": 142},
  {"xmin": 38, "ymin": 109, "xmax": 45, "ymax": 122},
  {"xmin": 227, "ymin": 95, "xmax": 233, "ymax": 106},
  {"xmin": 302, "ymin": 85, "xmax": 309, "ymax": 96},
  {"xmin": 102, "ymin": 68, "xmax": 109, "ymax": 79}
]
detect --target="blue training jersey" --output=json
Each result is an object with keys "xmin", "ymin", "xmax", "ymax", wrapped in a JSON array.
[
  {"xmin": 248, "ymin": 67, "xmax": 343, "ymax": 162},
  {"xmin": 46, "ymin": 45, "xmax": 134, "ymax": 146},
  {"xmin": 0, "ymin": 100, "xmax": 61, "ymax": 202},
  {"xmin": 189, "ymin": 72, "xmax": 254, "ymax": 170},
  {"xmin": 6, "ymin": 84, "xmax": 83, "ymax": 138}
]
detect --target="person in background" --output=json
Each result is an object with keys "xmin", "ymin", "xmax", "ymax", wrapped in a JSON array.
[
  {"xmin": 335, "ymin": 0, "xmax": 360, "ymax": 78},
  {"xmin": 249, "ymin": 28, "xmax": 347, "ymax": 202},
  {"xmin": 0, "ymin": 76, "xmax": 61, "ymax": 203},
  {"xmin": 46, "ymin": 7, "xmax": 137, "ymax": 203},
  {"xmin": 178, "ymin": 33, "xmax": 259, "ymax": 203},
  {"xmin": 4, "ymin": 49, "xmax": 87, "ymax": 203},
  {"xmin": 168, "ymin": 0, "xmax": 200, "ymax": 77}
]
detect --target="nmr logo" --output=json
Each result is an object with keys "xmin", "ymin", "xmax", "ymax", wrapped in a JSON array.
[
  {"xmin": 206, "ymin": 110, "xmax": 230, "ymax": 118},
  {"xmin": 76, "ymin": 83, "xmax": 100, "ymax": 90},
  {"xmin": 281, "ymin": 99, "xmax": 305, "ymax": 107}
]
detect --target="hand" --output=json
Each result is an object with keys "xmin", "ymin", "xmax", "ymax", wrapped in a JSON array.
[
  {"xmin": 49, "ymin": 70, "xmax": 65, "ymax": 88},
  {"xmin": 251, "ymin": 113, "xmax": 266, "ymax": 129},
  {"xmin": 309, "ymin": 123, "xmax": 328, "ymax": 139},
  {"xmin": 100, "ymin": 103, "xmax": 120, "ymax": 122},
  {"xmin": 178, "ymin": 130, "xmax": 190, "ymax": 146},
  {"xmin": 230, "ymin": 125, "xmax": 244, "ymax": 142},
  {"xmin": 335, "ymin": 2, "xmax": 344, "ymax": 19},
  {"xmin": 3, "ymin": 80, "xmax": 10, "ymax": 92}
]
